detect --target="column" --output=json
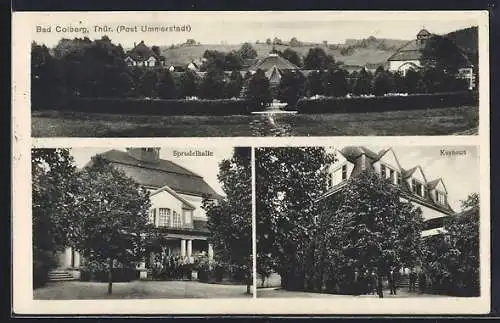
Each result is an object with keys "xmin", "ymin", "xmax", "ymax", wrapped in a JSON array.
[
  {"xmin": 180, "ymin": 239, "xmax": 186, "ymax": 258},
  {"xmin": 64, "ymin": 247, "xmax": 72, "ymax": 268},
  {"xmin": 187, "ymin": 240, "xmax": 193, "ymax": 263},
  {"xmin": 74, "ymin": 251, "xmax": 81, "ymax": 268},
  {"xmin": 208, "ymin": 243, "xmax": 214, "ymax": 260}
]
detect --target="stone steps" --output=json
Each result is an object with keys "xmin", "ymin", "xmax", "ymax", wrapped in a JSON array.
[{"xmin": 48, "ymin": 270, "xmax": 77, "ymax": 281}]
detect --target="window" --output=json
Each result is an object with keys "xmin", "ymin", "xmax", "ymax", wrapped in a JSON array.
[
  {"xmin": 172, "ymin": 211, "xmax": 182, "ymax": 228},
  {"xmin": 158, "ymin": 208, "xmax": 170, "ymax": 227},
  {"xmin": 381, "ymin": 165, "xmax": 386, "ymax": 179},
  {"xmin": 149, "ymin": 208, "xmax": 156, "ymax": 225},
  {"xmin": 397, "ymin": 172, "xmax": 402, "ymax": 185},
  {"xmin": 390, "ymin": 169, "xmax": 395, "ymax": 184},
  {"xmin": 437, "ymin": 191, "xmax": 446, "ymax": 205},
  {"xmin": 183, "ymin": 210, "xmax": 193, "ymax": 228},
  {"xmin": 412, "ymin": 179, "xmax": 424, "ymax": 198},
  {"xmin": 341, "ymin": 165, "xmax": 348, "ymax": 181}
]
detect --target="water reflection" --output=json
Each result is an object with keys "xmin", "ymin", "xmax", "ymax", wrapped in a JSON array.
[{"xmin": 250, "ymin": 113, "xmax": 293, "ymax": 136}]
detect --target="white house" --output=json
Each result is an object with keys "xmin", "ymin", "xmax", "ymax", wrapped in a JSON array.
[
  {"xmin": 124, "ymin": 41, "xmax": 166, "ymax": 67},
  {"xmin": 54, "ymin": 148, "xmax": 220, "ymax": 279}
]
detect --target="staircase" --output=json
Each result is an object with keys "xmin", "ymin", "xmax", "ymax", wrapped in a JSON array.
[
  {"xmin": 398, "ymin": 275, "xmax": 409, "ymax": 288},
  {"xmin": 48, "ymin": 270, "xmax": 77, "ymax": 282}
]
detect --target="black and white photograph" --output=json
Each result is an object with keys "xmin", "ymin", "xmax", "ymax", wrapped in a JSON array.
[
  {"xmin": 32, "ymin": 146, "xmax": 252, "ymax": 299},
  {"xmin": 28, "ymin": 11, "xmax": 482, "ymax": 137},
  {"xmin": 256, "ymin": 145, "xmax": 481, "ymax": 299}
]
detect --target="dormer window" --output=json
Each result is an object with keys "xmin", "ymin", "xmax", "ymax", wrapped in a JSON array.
[
  {"xmin": 389, "ymin": 169, "xmax": 395, "ymax": 184},
  {"xmin": 397, "ymin": 172, "xmax": 402, "ymax": 185},
  {"xmin": 412, "ymin": 179, "xmax": 425, "ymax": 198},
  {"xmin": 381, "ymin": 165, "xmax": 386, "ymax": 179}
]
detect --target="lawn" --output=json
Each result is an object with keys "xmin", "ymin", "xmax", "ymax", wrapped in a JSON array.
[
  {"xmin": 31, "ymin": 105, "xmax": 478, "ymax": 137},
  {"xmin": 257, "ymin": 288, "xmax": 452, "ymax": 298},
  {"xmin": 33, "ymin": 280, "xmax": 252, "ymax": 299}
]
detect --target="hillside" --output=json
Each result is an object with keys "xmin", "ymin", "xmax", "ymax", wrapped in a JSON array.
[
  {"xmin": 158, "ymin": 43, "xmax": 399, "ymax": 67},
  {"xmin": 445, "ymin": 26, "xmax": 478, "ymax": 64}
]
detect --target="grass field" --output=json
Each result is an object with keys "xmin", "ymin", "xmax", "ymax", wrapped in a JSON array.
[{"xmin": 32, "ymin": 105, "xmax": 478, "ymax": 137}]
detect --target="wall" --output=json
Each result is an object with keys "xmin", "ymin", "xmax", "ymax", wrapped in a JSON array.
[
  {"xmin": 388, "ymin": 60, "xmax": 421, "ymax": 73},
  {"xmin": 178, "ymin": 193, "xmax": 208, "ymax": 220},
  {"xmin": 150, "ymin": 190, "xmax": 185, "ymax": 226}
]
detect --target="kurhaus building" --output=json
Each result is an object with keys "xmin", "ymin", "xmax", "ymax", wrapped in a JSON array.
[
  {"xmin": 320, "ymin": 146, "xmax": 456, "ymax": 238},
  {"xmin": 53, "ymin": 148, "xmax": 221, "ymax": 280}
]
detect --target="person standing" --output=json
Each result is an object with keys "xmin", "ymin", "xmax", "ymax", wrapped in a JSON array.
[
  {"xmin": 418, "ymin": 271, "xmax": 427, "ymax": 294},
  {"xmin": 409, "ymin": 269, "xmax": 417, "ymax": 292},
  {"xmin": 389, "ymin": 268, "xmax": 398, "ymax": 295}
]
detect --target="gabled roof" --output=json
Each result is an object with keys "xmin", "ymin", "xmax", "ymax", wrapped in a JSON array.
[
  {"xmin": 94, "ymin": 149, "xmax": 221, "ymax": 198},
  {"xmin": 126, "ymin": 41, "xmax": 162, "ymax": 62},
  {"xmin": 417, "ymin": 29, "xmax": 431, "ymax": 38},
  {"xmin": 151, "ymin": 184, "xmax": 196, "ymax": 210},
  {"xmin": 427, "ymin": 178, "xmax": 447, "ymax": 193},
  {"xmin": 249, "ymin": 53, "xmax": 300, "ymax": 71}
]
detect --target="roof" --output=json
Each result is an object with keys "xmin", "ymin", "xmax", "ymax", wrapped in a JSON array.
[
  {"xmin": 126, "ymin": 41, "xmax": 163, "ymax": 62},
  {"xmin": 94, "ymin": 149, "xmax": 221, "ymax": 198},
  {"xmin": 249, "ymin": 53, "xmax": 300, "ymax": 71},
  {"xmin": 322, "ymin": 146, "xmax": 455, "ymax": 215},
  {"xmin": 151, "ymin": 184, "xmax": 196, "ymax": 210},
  {"xmin": 417, "ymin": 29, "xmax": 431, "ymax": 37}
]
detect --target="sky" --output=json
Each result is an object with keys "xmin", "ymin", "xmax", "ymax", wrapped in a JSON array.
[
  {"xmin": 329, "ymin": 145, "xmax": 479, "ymax": 212},
  {"xmin": 27, "ymin": 11, "xmax": 480, "ymax": 48},
  {"xmin": 70, "ymin": 146, "xmax": 236, "ymax": 196}
]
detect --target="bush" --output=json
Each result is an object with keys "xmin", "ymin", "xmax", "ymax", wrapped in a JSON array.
[
  {"xmin": 79, "ymin": 258, "xmax": 138, "ymax": 282},
  {"xmin": 54, "ymin": 97, "xmax": 254, "ymax": 115},
  {"xmin": 194, "ymin": 255, "xmax": 226, "ymax": 283},
  {"xmin": 33, "ymin": 249, "xmax": 58, "ymax": 288},
  {"xmin": 296, "ymin": 91, "xmax": 478, "ymax": 114}
]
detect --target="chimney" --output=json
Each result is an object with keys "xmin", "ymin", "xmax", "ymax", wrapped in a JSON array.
[{"xmin": 126, "ymin": 148, "xmax": 161, "ymax": 164}]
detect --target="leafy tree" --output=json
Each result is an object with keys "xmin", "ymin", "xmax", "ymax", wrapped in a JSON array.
[
  {"xmin": 242, "ymin": 69, "xmax": 271, "ymax": 110},
  {"xmin": 66, "ymin": 156, "xmax": 159, "ymax": 294},
  {"xmin": 155, "ymin": 70, "xmax": 177, "ymax": 99},
  {"xmin": 137, "ymin": 69, "xmax": 158, "ymax": 98},
  {"xmin": 203, "ymin": 147, "xmax": 252, "ymax": 294},
  {"xmin": 224, "ymin": 51, "xmax": 243, "ymax": 71},
  {"xmin": 31, "ymin": 42, "xmax": 65, "ymax": 109},
  {"xmin": 185, "ymin": 39, "xmax": 197, "ymax": 46},
  {"xmin": 323, "ymin": 68, "xmax": 349, "ymax": 97},
  {"xmin": 278, "ymin": 71, "xmax": 306, "ymax": 106},
  {"xmin": 305, "ymin": 71, "xmax": 325, "ymax": 96},
  {"xmin": 303, "ymin": 47, "xmax": 335, "ymax": 70},
  {"xmin": 179, "ymin": 70, "xmax": 198, "ymax": 98},
  {"xmin": 273, "ymin": 37, "xmax": 283, "ymax": 45},
  {"xmin": 199, "ymin": 67, "xmax": 226, "ymax": 99},
  {"xmin": 265, "ymin": 38, "xmax": 272, "ymax": 45},
  {"xmin": 237, "ymin": 42, "xmax": 258, "ymax": 59},
  {"xmin": 318, "ymin": 170, "xmax": 424, "ymax": 297},
  {"xmin": 289, "ymin": 37, "xmax": 302, "ymax": 47},
  {"xmin": 225, "ymin": 70, "xmax": 244, "ymax": 98},
  {"xmin": 421, "ymin": 35, "xmax": 469, "ymax": 74},
  {"xmin": 201, "ymin": 50, "xmax": 226, "ymax": 71},
  {"xmin": 353, "ymin": 68, "xmax": 373, "ymax": 95},
  {"xmin": 372, "ymin": 67, "xmax": 395, "ymax": 96},
  {"xmin": 255, "ymin": 147, "xmax": 336, "ymax": 291},
  {"xmin": 423, "ymin": 193, "xmax": 479, "ymax": 296},
  {"xmin": 151, "ymin": 45, "xmax": 161, "ymax": 57},
  {"xmin": 32, "ymin": 149, "xmax": 78, "ymax": 288},
  {"xmin": 404, "ymin": 69, "xmax": 426, "ymax": 94},
  {"xmin": 282, "ymin": 48, "xmax": 302, "ymax": 68}
]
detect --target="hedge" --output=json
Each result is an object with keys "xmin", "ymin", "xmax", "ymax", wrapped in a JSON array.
[
  {"xmin": 56, "ymin": 97, "xmax": 256, "ymax": 116},
  {"xmin": 80, "ymin": 267, "xmax": 138, "ymax": 282},
  {"xmin": 296, "ymin": 91, "xmax": 478, "ymax": 114}
]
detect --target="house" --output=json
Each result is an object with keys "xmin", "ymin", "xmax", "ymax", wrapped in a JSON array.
[
  {"xmin": 248, "ymin": 52, "xmax": 301, "ymax": 86},
  {"xmin": 125, "ymin": 41, "xmax": 166, "ymax": 67},
  {"xmin": 387, "ymin": 29, "xmax": 475, "ymax": 89},
  {"xmin": 55, "ymin": 148, "xmax": 221, "ymax": 279},
  {"xmin": 320, "ymin": 146, "xmax": 455, "ymax": 238}
]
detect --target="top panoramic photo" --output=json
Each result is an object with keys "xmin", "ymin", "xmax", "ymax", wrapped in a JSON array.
[{"xmin": 28, "ymin": 11, "xmax": 485, "ymax": 137}]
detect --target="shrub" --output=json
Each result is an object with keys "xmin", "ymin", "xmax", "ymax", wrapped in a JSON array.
[
  {"xmin": 296, "ymin": 91, "xmax": 478, "ymax": 114},
  {"xmin": 79, "ymin": 258, "xmax": 138, "ymax": 282},
  {"xmin": 58, "ymin": 97, "xmax": 254, "ymax": 115}
]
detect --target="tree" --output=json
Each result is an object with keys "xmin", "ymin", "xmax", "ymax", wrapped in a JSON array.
[
  {"xmin": 265, "ymin": 38, "xmax": 272, "ymax": 45},
  {"xmin": 199, "ymin": 67, "xmax": 226, "ymax": 99},
  {"xmin": 203, "ymin": 147, "xmax": 252, "ymax": 294},
  {"xmin": 155, "ymin": 70, "xmax": 177, "ymax": 99},
  {"xmin": 66, "ymin": 156, "xmax": 159, "ymax": 294},
  {"xmin": 318, "ymin": 170, "xmax": 424, "ymax": 297},
  {"xmin": 323, "ymin": 68, "xmax": 349, "ymax": 97},
  {"xmin": 238, "ymin": 42, "xmax": 258, "ymax": 59},
  {"xmin": 303, "ymin": 47, "xmax": 335, "ymax": 70},
  {"xmin": 185, "ymin": 39, "xmax": 197, "ymax": 46},
  {"xmin": 224, "ymin": 51, "xmax": 243, "ymax": 71},
  {"xmin": 421, "ymin": 35, "xmax": 468, "ymax": 75},
  {"xmin": 201, "ymin": 50, "xmax": 226, "ymax": 71},
  {"xmin": 352, "ymin": 68, "xmax": 373, "ymax": 95},
  {"xmin": 404, "ymin": 69, "xmax": 426, "ymax": 94},
  {"xmin": 278, "ymin": 71, "xmax": 306, "ymax": 106},
  {"xmin": 256, "ymin": 147, "xmax": 336, "ymax": 291},
  {"xmin": 179, "ymin": 70, "xmax": 198, "ymax": 98},
  {"xmin": 32, "ymin": 149, "xmax": 78, "ymax": 288},
  {"xmin": 289, "ymin": 37, "xmax": 302, "ymax": 47},
  {"xmin": 137, "ymin": 69, "xmax": 158, "ymax": 98},
  {"xmin": 151, "ymin": 45, "xmax": 161, "ymax": 57},
  {"xmin": 225, "ymin": 70, "xmax": 244, "ymax": 98},
  {"xmin": 242, "ymin": 69, "xmax": 271, "ymax": 110},
  {"xmin": 31, "ymin": 42, "xmax": 65, "ymax": 109},
  {"xmin": 305, "ymin": 71, "xmax": 325, "ymax": 96},
  {"xmin": 273, "ymin": 37, "xmax": 283, "ymax": 45},
  {"xmin": 372, "ymin": 67, "xmax": 395, "ymax": 96},
  {"xmin": 423, "ymin": 193, "xmax": 479, "ymax": 296},
  {"xmin": 282, "ymin": 48, "xmax": 302, "ymax": 68}
]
